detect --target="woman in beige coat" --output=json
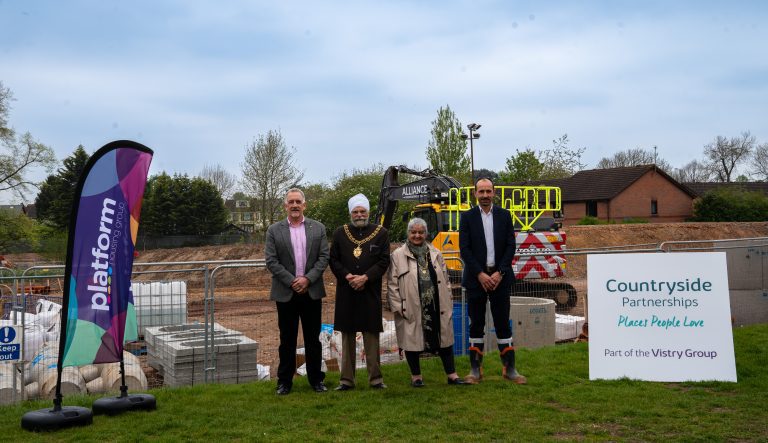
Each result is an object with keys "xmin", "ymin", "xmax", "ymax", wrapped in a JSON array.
[{"xmin": 387, "ymin": 218, "xmax": 467, "ymax": 387}]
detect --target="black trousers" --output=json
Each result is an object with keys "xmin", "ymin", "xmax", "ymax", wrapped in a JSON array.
[
  {"xmin": 276, "ymin": 293, "xmax": 324, "ymax": 387},
  {"xmin": 405, "ymin": 346, "xmax": 456, "ymax": 376},
  {"xmin": 467, "ymin": 287, "xmax": 512, "ymax": 340}
]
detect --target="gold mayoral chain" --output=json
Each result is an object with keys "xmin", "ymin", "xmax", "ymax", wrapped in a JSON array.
[{"xmin": 344, "ymin": 224, "xmax": 382, "ymax": 259}]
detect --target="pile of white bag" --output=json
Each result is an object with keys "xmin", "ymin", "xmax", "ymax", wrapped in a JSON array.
[
  {"xmin": 0, "ymin": 299, "xmax": 148, "ymax": 404},
  {"xmin": 297, "ymin": 318, "xmax": 401, "ymax": 376}
]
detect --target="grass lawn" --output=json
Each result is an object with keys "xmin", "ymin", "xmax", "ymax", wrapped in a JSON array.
[{"xmin": 2, "ymin": 323, "xmax": 766, "ymax": 442}]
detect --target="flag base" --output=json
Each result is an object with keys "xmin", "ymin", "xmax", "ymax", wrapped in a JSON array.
[
  {"xmin": 92, "ymin": 393, "xmax": 156, "ymax": 416},
  {"xmin": 21, "ymin": 406, "xmax": 93, "ymax": 432}
]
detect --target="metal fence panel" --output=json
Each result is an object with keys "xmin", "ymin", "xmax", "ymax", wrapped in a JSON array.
[{"xmin": 1, "ymin": 237, "xmax": 766, "ymax": 405}]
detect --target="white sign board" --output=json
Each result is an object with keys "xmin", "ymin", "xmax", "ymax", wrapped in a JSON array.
[
  {"xmin": 0, "ymin": 325, "xmax": 22, "ymax": 362},
  {"xmin": 588, "ymin": 252, "xmax": 737, "ymax": 382}
]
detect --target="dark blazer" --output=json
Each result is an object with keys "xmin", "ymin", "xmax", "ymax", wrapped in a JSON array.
[
  {"xmin": 459, "ymin": 205, "xmax": 516, "ymax": 293},
  {"xmin": 265, "ymin": 217, "xmax": 330, "ymax": 302},
  {"xmin": 329, "ymin": 223, "xmax": 389, "ymax": 333}
]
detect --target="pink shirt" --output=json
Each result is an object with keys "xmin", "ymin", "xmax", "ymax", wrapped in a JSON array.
[{"xmin": 288, "ymin": 217, "xmax": 307, "ymax": 277}]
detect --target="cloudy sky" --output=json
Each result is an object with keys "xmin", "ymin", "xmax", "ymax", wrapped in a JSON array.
[{"xmin": 1, "ymin": 1, "xmax": 767, "ymax": 203}]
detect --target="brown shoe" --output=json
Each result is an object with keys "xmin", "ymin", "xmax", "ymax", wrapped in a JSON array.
[
  {"xmin": 463, "ymin": 374, "xmax": 481, "ymax": 384},
  {"xmin": 503, "ymin": 373, "xmax": 527, "ymax": 384}
]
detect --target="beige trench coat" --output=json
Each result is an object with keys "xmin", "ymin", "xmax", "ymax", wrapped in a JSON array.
[{"xmin": 386, "ymin": 243, "xmax": 454, "ymax": 352}]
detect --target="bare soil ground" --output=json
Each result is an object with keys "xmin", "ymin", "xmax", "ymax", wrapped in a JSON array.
[{"xmin": 4, "ymin": 222, "xmax": 767, "ymax": 383}]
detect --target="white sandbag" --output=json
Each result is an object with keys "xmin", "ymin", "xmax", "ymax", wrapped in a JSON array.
[
  {"xmin": 40, "ymin": 366, "xmax": 85, "ymax": 399},
  {"xmin": 25, "ymin": 381, "xmax": 39, "ymax": 399},
  {"xmin": 257, "ymin": 364, "xmax": 270, "ymax": 381},
  {"xmin": 26, "ymin": 342, "xmax": 58, "ymax": 385},
  {"xmin": 379, "ymin": 319, "xmax": 398, "ymax": 354},
  {"xmin": 44, "ymin": 317, "xmax": 60, "ymax": 343},
  {"xmin": 79, "ymin": 364, "xmax": 101, "ymax": 383},
  {"xmin": 35, "ymin": 299, "xmax": 61, "ymax": 315},
  {"xmin": 22, "ymin": 323, "xmax": 46, "ymax": 361},
  {"xmin": 0, "ymin": 364, "xmax": 23, "ymax": 405},
  {"xmin": 86, "ymin": 377, "xmax": 105, "ymax": 394},
  {"xmin": 36, "ymin": 310, "xmax": 60, "ymax": 329},
  {"xmin": 100, "ymin": 351, "xmax": 147, "ymax": 391},
  {"xmin": 295, "ymin": 360, "xmax": 328, "ymax": 377}
]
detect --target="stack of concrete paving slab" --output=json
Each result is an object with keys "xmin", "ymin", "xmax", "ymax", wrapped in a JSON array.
[{"xmin": 144, "ymin": 323, "xmax": 259, "ymax": 387}]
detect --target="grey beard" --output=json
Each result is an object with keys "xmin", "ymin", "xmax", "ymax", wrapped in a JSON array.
[{"xmin": 351, "ymin": 218, "xmax": 369, "ymax": 228}]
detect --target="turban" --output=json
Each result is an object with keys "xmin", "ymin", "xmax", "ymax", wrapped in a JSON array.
[{"xmin": 348, "ymin": 193, "xmax": 370, "ymax": 213}]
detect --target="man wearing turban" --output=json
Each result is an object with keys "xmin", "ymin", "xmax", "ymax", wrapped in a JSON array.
[{"xmin": 330, "ymin": 193, "xmax": 390, "ymax": 390}]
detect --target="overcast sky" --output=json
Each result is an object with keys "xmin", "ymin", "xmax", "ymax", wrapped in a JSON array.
[{"xmin": 2, "ymin": 1, "xmax": 767, "ymax": 203}]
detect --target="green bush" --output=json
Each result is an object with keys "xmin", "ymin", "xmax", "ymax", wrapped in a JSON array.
[
  {"xmin": 0, "ymin": 209, "xmax": 39, "ymax": 252},
  {"xmin": 34, "ymin": 224, "xmax": 67, "ymax": 262},
  {"xmin": 576, "ymin": 216, "xmax": 609, "ymax": 225},
  {"xmin": 621, "ymin": 217, "xmax": 648, "ymax": 224},
  {"xmin": 691, "ymin": 187, "xmax": 768, "ymax": 221}
]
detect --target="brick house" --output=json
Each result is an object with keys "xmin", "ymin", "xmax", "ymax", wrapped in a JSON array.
[
  {"xmin": 515, "ymin": 165, "xmax": 697, "ymax": 227},
  {"xmin": 224, "ymin": 198, "xmax": 260, "ymax": 233}
]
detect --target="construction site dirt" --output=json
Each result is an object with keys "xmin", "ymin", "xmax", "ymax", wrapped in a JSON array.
[{"xmin": 126, "ymin": 221, "xmax": 768, "ymax": 381}]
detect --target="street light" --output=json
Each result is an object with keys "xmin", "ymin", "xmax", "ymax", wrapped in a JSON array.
[{"xmin": 461, "ymin": 123, "xmax": 481, "ymax": 185}]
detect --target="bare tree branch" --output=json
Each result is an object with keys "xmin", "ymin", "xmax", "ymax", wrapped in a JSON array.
[
  {"xmin": 750, "ymin": 142, "xmax": 768, "ymax": 181},
  {"xmin": 671, "ymin": 160, "xmax": 713, "ymax": 183},
  {"xmin": 199, "ymin": 163, "xmax": 238, "ymax": 199},
  {"xmin": 596, "ymin": 146, "xmax": 672, "ymax": 172},
  {"xmin": 240, "ymin": 129, "xmax": 304, "ymax": 231},
  {"xmin": 704, "ymin": 131, "xmax": 754, "ymax": 182}
]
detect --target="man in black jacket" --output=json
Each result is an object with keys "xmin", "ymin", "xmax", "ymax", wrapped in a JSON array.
[
  {"xmin": 459, "ymin": 178, "xmax": 526, "ymax": 384},
  {"xmin": 330, "ymin": 193, "xmax": 390, "ymax": 390}
]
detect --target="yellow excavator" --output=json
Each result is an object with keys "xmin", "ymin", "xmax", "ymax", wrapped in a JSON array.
[{"xmin": 374, "ymin": 165, "xmax": 577, "ymax": 307}]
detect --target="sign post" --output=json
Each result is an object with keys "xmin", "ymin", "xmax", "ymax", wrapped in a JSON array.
[{"xmin": 588, "ymin": 252, "xmax": 737, "ymax": 382}]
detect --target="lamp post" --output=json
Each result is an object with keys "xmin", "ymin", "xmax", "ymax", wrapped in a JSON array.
[{"xmin": 461, "ymin": 123, "xmax": 481, "ymax": 185}]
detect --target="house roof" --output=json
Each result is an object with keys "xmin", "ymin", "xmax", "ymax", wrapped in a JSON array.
[
  {"xmin": 684, "ymin": 182, "xmax": 768, "ymax": 197},
  {"xmin": 506, "ymin": 165, "xmax": 697, "ymax": 202}
]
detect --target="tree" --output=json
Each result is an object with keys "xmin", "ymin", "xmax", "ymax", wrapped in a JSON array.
[
  {"xmin": 750, "ymin": 142, "xmax": 768, "ymax": 181},
  {"xmin": 141, "ymin": 172, "xmax": 228, "ymax": 236},
  {"xmin": 0, "ymin": 207, "xmax": 38, "ymax": 252},
  {"xmin": 304, "ymin": 166, "xmax": 383, "ymax": 236},
  {"xmin": 691, "ymin": 187, "xmax": 768, "ymax": 222},
  {"xmin": 473, "ymin": 168, "xmax": 499, "ymax": 182},
  {"xmin": 540, "ymin": 134, "xmax": 587, "ymax": 179},
  {"xmin": 187, "ymin": 177, "xmax": 230, "ymax": 235},
  {"xmin": 704, "ymin": 131, "xmax": 754, "ymax": 182},
  {"xmin": 425, "ymin": 105, "xmax": 471, "ymax": 185},
  {"xmin": 199, "ymin": 163, "xmax": 238, "ymax": 199},
  {"xmin": 498, "ymin": 149, "xmax": 544, "ymax": 183},
  {"xmin": 35, "ymin": 145, "xmax": 90, "ymax": 230},
  {"xmin": 596, "ymin": 147, "xmax": 672, "ymax": 172},
  {"xmin": 240, "ymin": 129, "xmax": 304, "ymax": 231},
  {"xmin": 671, "ymin": 160, "xmax": 713, "ymax": 183},
  {"xmin": 303, "ymin": 164, "xmax": 413, "ymax": 240},
  {"xmin": 0, "ymin": 82, "xmax": 57, "ymax": 200}
]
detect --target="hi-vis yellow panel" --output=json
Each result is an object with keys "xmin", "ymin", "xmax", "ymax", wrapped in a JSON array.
[
  {"xmin": 432, "ymin": 231, "xmax": 461, "ymax": 271},
  {"xmin": 448, "ymin": 185, "xmax": 561, "ymax": 232}
]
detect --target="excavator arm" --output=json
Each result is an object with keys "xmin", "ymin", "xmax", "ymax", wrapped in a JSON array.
[{"xmin": 374, "ymin": 165, "xmax": 462, "ymax": 229}]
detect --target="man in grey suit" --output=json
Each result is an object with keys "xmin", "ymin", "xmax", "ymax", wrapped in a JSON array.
[{"xmin": 265, "ymin": 188, "xmax": 330, "ymax": 395}]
